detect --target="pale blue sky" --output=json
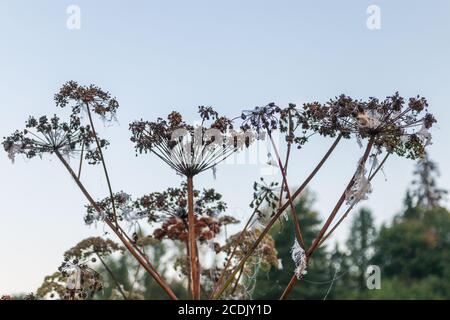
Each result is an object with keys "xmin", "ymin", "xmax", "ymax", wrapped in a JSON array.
[{"xmin": 1, "ymin": 0, "xmax": 449, "ymax": 294}]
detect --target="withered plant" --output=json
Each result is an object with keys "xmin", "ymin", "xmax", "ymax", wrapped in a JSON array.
[{"xmin": 4, "ymin": 83, "xmax": 436, "ymax": 300}]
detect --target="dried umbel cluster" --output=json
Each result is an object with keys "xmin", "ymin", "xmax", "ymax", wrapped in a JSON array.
[
  {"xmin": 147, "ymin": 186, "xmax": 230, "ymax": 243},
  {"xmin": 53, "ymin": 238, "xmax": 125, "ymax": 300},
  {"xmin": 36, "ymin": 272, "xmax": 67, "ymax": 299},
  {"xmin": 240, "ymin": 103, "xmax": 309, "ymax": 149},
  {"xmin": 137, "ymin": 184, "xmax": 227, "ymax": 222},
  {"xmin": 3, "ymin": 114, "xmax": 108, "ymax": 164},
  {"xmin": 240, "ymin": 94, "xmax": 435, "ymax": 158},
  {"xmin": 130, "ymin": 107, "xmax": 253, "ymax": 177},
  {"xmin": 63, "ymin": 237, "xmax": 124, "ymax": 261},
  {"xmin": 84, "ymin": 191, "xmax": 151, "ymax": 225},
  {"xmin": 250, "ymin": 178, "xmax": 280, "ymax": 218},
  {"xmin": 86, "ymin": 184, "xmax": 237, "ymax": 244},
  {"xmin": 34, "ymin": 238, "xmax": 126, "ymax": 300},
  {"xmin": 58, "ymin": 259, "xmax": 102, "ymax": 300},
  {"xmin": 301, "ymin": 93, "xmax": 435, "ymax": 159},
  {"xmin": 3, "ymin": 81, "xmax": 119, "ymax": 165},
  {"xmin": 241, "ymin": 103, "xmax": 281, "ymax": 137},
  {"xmin": 55, "ymin": 81, "xmax": 119, "ymax": 122},
  {"xmin": 222, "ymin": 229, "xmax": 279, "ymax": 276}
]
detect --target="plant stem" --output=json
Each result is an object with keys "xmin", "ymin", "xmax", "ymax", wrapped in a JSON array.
[
  {"xmin": 278, "ymin": 110, "xmax": 293, "ymax": 208},
  {"xmin": 277, "ymin": 142, "xmax": 291, "ymax": 208},
  {"xmin": 317, "ymin": 153, "xmax": 390, "ymax": 247},
  {"xmin": 78, "ymin": 140, "xmax": 84, "ymax": 179},
  {"xmin": 85, "ymin": 104, "xmax": 118, "ymax": 225},
  {"xmin": 280, "ymin": 137, "xmax": 375, "ymax": 299},
  {"xmin": 95, "ymin": 251, "xmax": 128, "ymax": 300},
  {"xmin": 187, "ymin": 176, "xmax": 201, "ymax": 299},
  {"xmin": 268, "ymin": 132, "xmax": 305, "ymax": 249},
  {"xmin": 54, "ymin": 150, "xmax": 178, "ymax": 300},
  {"xmin": 212, "ymin": 135, "xmax": 342, "ymax": 299}
]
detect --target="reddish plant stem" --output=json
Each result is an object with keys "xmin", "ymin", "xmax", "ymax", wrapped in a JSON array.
[
  {"xmin": 212, "ymin": 135, "xmax": 342, "ymax": 300},
  {"xmin": 317, "ymin": 153, "xmax": 390, "ymax": 247},
  {"xmin": 77, "ymin": 140, "xmax": 84, "ymax": 179},
  {"xmin": 55, "ymin": 150, "xmax": 178, "ymax": 300},
  {"xmin": 280, "ymin": 137, "xmax": 375, "ymax": 300},
  {"xmin": 278, "ymin": 111, "xmax": 293, "ymax": 208},
  {"xmin": 185, "ymin": 241, "xmax": 192, "ymax": 299},
  {"xmin": 268, "ymin": 132, "xmax": 305, "ymax": 249},
  {"xmin": 277, "ymin": 144, "xmax": 291, "ymax": 207},
  {"xmin": 187, "ymin": 176, "xmax": 201, "ymax": 300}
]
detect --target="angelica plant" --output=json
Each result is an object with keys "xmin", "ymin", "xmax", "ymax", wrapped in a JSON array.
[
  {"xmin": 4, "ymin": 84, "xmax": 436, "ymax": 300},
  {"xmin": 130, "ymin": 107, "xmax": 254, "ymax": 299},
  {"xmin": 213, "ymin": 93, "xmax": 436, "ymax": 300},
  {"xmin": 3, "ymin": 82, "xmax": 177, "ymax": 300}
]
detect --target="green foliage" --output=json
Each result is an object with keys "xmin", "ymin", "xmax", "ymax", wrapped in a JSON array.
[
  {"xmin": 346, "ymin": 208, "xmax": 377, "ymax": 291},
  {"xmin": 366, "ymin": 276, "xmax": 450, "ymax": 300},
  {"xmin": 373, "ymin": 206, "xmax": 450, "ymax": 281}
]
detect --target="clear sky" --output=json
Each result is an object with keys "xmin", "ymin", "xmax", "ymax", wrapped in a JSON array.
[{"xmin": 1, "ymin": 0, "xmax": 449, "ymax": 294}]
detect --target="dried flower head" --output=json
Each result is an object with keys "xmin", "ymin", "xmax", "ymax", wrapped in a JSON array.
[
  {"xmin": 85, "ymin": 192, "xmax": 152, "ymax": 225},
  {"xmin": 3, "ymin": 114, "xmax": 109, "ymax": 164},
  {"xmin": 240, "ymin": 103, "xmax": 310, "ymax": 149},
  {"xmin": 154, "ymin": 215, "xmax": 223, "ymax": 243},
  {"xmin": 241, "ymin": 103, "xmax": 281, "ymax": 138},
  {"xmin": 221, "ymin": 229, "xmax": 279, "ymax": 275},
  {"xmin": 137, "ymin": 183, "xmax": 227, "ymax": 221},
  {"xmin": 36, "ymin": 272, "xmax": 67, "ymax": 299},
  {"xmin": 137, "ymin": 184, "xmax": 233, "ymax": 243},
  {"xmin": 130, "ymin": 107, "xmax": 253, "ymax": 177},
  {"xmin": 54, "ymin": 81, "xmax": 119, "ymax": 122},
  {"xmin": 301, "ymin": 93, "xmax": 436, "ymax": 159},
  {"xmin": 58, "ymin": 259, "xmax": 102, "ymax": 300},
  {"xmin": 63, "ymin": 237, "xmax": 123, "ymax": 260},
  {"xmin": 250, "ymin": 178, "xmax": 280, "ymax": 219}
]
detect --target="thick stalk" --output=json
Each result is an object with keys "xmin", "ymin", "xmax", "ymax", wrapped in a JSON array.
[
  {"xmin": 212, "ymin": 135, "xmax": 342, "ymax": 299},
  {"xmin": 185, "ymin": 242, "xmax": 192, "ymax": 299},
  {"xmin": 187, "ymin": 176, "xmax": 201, "ymax": 300},
  {"xmin": 54, "ymin": 150, "xmax": 178, "ymax": 300},
  {"xmin": 280, "ymin": 137, "xmax": 375, "ymax": 299}
]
